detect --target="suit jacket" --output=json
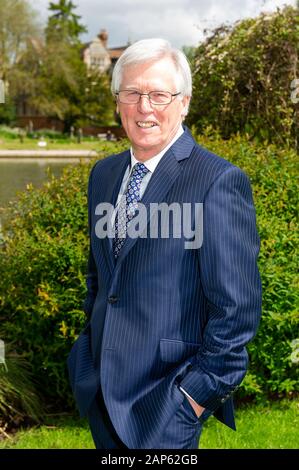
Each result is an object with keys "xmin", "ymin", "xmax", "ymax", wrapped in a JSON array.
[{"xmin": 67, "ymin": 126, "xmax": 262, "ymax": 448}]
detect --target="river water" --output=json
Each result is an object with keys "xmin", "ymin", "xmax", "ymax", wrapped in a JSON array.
[
  {"xmin": 0, "ymin": 158, "xmax": 88, "ymax": 234},
  {"xmin": 0, "ymin": 158, "xmax": 83, "ymax": 209}
]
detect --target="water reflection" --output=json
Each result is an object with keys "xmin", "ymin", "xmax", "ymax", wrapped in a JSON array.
[
  {"xmin": 0, "ymin": 158, "xmax": 89, "ymax": 236},
  {"xmin": 0, "ymin": 158, "xmax": 84, "ymax": 208}
]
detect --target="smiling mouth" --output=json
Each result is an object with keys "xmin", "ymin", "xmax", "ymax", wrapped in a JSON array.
[{"xmin": 136, "ymin": 121, "xmax": 158, "ymax": 128}]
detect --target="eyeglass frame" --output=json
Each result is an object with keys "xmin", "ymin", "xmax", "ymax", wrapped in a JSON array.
[{"xmin": 115, "ymin": 89, "xmax": 182, "ymax": 105}]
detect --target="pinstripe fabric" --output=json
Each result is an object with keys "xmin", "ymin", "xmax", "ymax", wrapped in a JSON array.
[{"xmin": 67, "ymin": 126, "xmax": 262, "ymax": 449}]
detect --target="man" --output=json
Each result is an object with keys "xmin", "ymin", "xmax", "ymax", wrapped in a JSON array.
[{"xmin": 67, "ymin": 38, "xmax": 262, "ymax": 449}]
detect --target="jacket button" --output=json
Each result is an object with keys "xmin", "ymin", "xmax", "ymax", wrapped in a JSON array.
[{"xmin": 108, "ymin": 295, "xmax": 118, "ymax": 304}]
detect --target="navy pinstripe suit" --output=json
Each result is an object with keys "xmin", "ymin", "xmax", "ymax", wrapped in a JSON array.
[{"xmin": 67, "ymin": 126, "xmax": 262, "ymax": 449}]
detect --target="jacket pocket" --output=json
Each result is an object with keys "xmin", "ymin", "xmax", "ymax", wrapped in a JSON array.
[{"xmin": 159, "ymin": 338, "xmax": 201, "ymax": 363}]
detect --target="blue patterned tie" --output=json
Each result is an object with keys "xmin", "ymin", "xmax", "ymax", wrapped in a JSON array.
[{"xmin": 113, "ymin": 162, "xmax": 149, "ymax": 258}]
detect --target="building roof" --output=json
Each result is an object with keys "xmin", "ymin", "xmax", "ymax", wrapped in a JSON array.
[
  {"xmin": 82, "ymin": 29, "xmax": 128, "ymax": 61},
  {"xmin": 108, "ymin": 46, "xmax": 128, "ymax": 60}
]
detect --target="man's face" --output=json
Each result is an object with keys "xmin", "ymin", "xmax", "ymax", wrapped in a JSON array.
[{"xmin": 117, "ymin": 58, "xmax": 190, "ymax": 161}]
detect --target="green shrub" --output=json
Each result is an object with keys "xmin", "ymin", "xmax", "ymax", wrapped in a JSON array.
[
  {"xmin": 0, "ymin": 163, "xmax": 90, "ymax": 408},
  {"xmin": 187, "ymin": 6, "xmax": 299, "ymax": 149},
  {"xmin": 195, "ymin": 129, "xmax": 298, "ymax": 400},
  {"xmin": 0, "ymin": 136, "xmax": 297, "ymax": 412},
  {"xmin": 0, "ymin": 126, "xmax": 20, "ymax": 140},
  {"xmin": 0, "ymin": 141, "xmax": 128, "ymax": 409},
  {"xmin": 0, "ymin": 97, "xmax": 16, "ymax": 127},
  {"xmin": 0, "ymin": 342, "xmax": 43, "ymax": 428}
]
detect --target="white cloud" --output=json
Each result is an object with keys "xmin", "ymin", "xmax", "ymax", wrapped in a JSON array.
[{"xmin": 29, "ymin": 0, "xmax": 296, "ymax": 48}]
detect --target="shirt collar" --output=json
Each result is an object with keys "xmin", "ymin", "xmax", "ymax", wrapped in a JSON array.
[{"xmin": 130, "ymin": 125, "xmax": 184, "ymax": 174}]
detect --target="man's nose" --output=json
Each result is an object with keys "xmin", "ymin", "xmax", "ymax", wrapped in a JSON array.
[{"xmin": 137, "ymin": 95, "xmax": 153, "ymax": 113}]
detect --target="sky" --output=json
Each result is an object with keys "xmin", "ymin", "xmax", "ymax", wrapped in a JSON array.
[{"xmin": 29, "ymin": 0, "xmax": 296, "ymax": 49}]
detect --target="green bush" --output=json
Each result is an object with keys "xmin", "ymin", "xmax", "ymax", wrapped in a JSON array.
[
  {"xmin": 0, "ymin": 126, "xmax": 20, "ymax": 140},
  {"xmin": 0, "ymin": 342, "xmax": 43, "ymax": 428},
  {"xmin": 0, "ymin": 141, "xmax": 128, "ymax": 409},
  {"xmin": 187, "ymin": 6, "xmax": 299, "ymax": 149},
  {"xmin": 0, "ymin": 97, "xmax": 16, "ymax": 127},
  {"xmin": 0, "ymin": 136, "xmax": 297, "ymax": 412},
  {"xmin": 0, "ymin": 164, "xmax": 90, "ymax": 408},
  {"xmin": 195, "ymin": 129, "xmax": 298, "ymax": 400}
]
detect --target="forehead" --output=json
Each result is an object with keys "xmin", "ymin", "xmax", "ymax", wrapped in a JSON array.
[{"xmin": 120, "ymin": 58, "xmax": 179, "ymax": 90}]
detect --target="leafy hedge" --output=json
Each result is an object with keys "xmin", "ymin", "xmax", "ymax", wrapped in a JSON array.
[
  {"xmin": 0, "ymin": 140, "xmax": 128, "ymax": 411},
  {"xmin": 0, "ymin": 345, "xmax": 43, "ymax": 429},
  {"xmin": 195, "ymin": 129, "xmax": 298, "ymax": 400},
  {"xmin": 0, "ymin": 136, "xmax": 297, "ymax": 413},
  {"xmin": 187, "ymin": 6, "xmax": 299, "ymax": 149}
]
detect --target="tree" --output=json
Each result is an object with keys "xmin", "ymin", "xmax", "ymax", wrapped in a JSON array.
[
  {"xmin": 9, "ymin": 37, "xmax": 115, "ymax": 129},
  {"xmin": 0, "ymin": 0, "xmax": 41, "ymax": 75},
  {"xmin": 46, "ymin": 0, "xmax": 87, "ymax": 45},
  {"xmin": 187, "ymin": 6, "xmax": 299, "ymax": 148},
  {"xmin": 4, "ymin": 0, "xmax": 115, "ymax": 128},
  {"xmin": 0, "ymin": 0, "xmax": 41, "ymax": 124}
]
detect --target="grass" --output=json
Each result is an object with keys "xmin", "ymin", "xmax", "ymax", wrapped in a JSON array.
[
  {"xmin": 0, "ymin": 399, "xmax": 297, "ymax": 449},
  {"xmin": 200, "ymin": 399, "xmax": 299, "ymax": 449},
  {"xmin": 0, "ymin": 136, "xmax": 111, "ymax": 151}
]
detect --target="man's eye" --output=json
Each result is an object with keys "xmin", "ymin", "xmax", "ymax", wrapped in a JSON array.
[
  {"xmin": 126, "ymin": 91, "xmax": 139, "ymax": 96},
  {"xmin": 151, "ymin": 92, "xmax": 168, "ymax": 98}
]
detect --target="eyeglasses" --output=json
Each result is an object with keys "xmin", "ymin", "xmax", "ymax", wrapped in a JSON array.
[{"xmin": 116, "ymin": 90, "xmax": 181, "ymax": 105}]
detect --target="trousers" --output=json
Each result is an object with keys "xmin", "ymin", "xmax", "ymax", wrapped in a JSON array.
[
  {"xmin": 87, "ymin": 386, "xmax": 128, "ymax": 449},
  {"xmin": 87, "ymin": 385, "xmax": 211, "ymax": 449}
]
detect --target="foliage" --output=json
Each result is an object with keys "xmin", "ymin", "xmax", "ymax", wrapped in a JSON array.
[
  {"xmin": 8, "ymin": 39, "xmax": 115, "ymax": 130},
  {"xmin": 0, "ymin": 98, "xmax": 16, "ymax": 126},
  {"xmin": 195, "ymin": 128, "xmax": 299, "ymax": 400},
  {"xmin": 75, "ymin": 68, "xmax": 116, "ymax": 128},
  {"xmin": 0, "ymin": 163, "xmax": 91, "ymax": 407},
  {"xmin": 46, "ymin": 0, "xmax": 87, "ymax": 45},
  {"xmin": 0, "ymin": 141, "xmax": 128, "ymax": 408},
  {"xmin": 3, "ymin": 0, "xmax": 115, "ymax": 129},
  {"xmin": 0, "ymin": 135, "xmax": 297, "ymax": 411},
  {"xmin": 0, "ymin": 343, "xmax": 43, "ymax": 429},
  {"xmin": 187, "ymin": 6, "xmax": 299, "ymax": 149},
  {"xmin": 0, "ymin": 0, "xmax": 41, "ymax": 73},
  {"xmin": 0, "ymin": 125, "xmax": 20, "ymax": 139},
  {"xmin": 0, "ymin": 0, "xmax": 40, "ymax": 125}
]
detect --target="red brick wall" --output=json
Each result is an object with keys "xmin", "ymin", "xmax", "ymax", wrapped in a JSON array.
[
  {"xmin": 17, "ymin": 116, "xmax": 65, "ymax": 132},
  {"xmin": 16, "ymin": 116, "xmax": 127, "ymax": 139}
]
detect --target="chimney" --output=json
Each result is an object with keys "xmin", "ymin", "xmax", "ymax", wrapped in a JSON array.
[{"xmin": 98, "ymin": 29, "xmax": 108, "ymax": 48}]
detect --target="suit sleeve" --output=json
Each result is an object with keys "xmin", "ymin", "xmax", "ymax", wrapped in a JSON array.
[
  {"xmin": 82, "ymin": 164, "xmax": 98, "ymax": 320},
  {"xmin": 179, "ymin": 166, "xmax": 262, "ymax": 411}
]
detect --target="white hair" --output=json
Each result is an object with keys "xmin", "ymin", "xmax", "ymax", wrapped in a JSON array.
[{"xmin": 111, "ymin": 38, "xmax": 192, "ymax": 99}]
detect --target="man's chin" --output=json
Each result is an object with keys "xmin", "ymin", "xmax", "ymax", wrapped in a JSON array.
[{"xmin": 133, "ymin": 136, "xmax": 162, "ymax": 149}]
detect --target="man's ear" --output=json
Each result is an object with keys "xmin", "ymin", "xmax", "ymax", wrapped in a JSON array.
[{"xmin": 181, "ymin": 96, "xmax": 190, "ymax": 117}]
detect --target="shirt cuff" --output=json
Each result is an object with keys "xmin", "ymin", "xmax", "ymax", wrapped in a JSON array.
[{"xmin": 179, "ymin": 386, "xmax": 198, "ymax": 405}]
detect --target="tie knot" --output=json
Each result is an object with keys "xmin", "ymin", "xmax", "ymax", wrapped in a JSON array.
[{"xmin": 131, "ymin": 162, "xmax": 149, "ymax": 179}]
